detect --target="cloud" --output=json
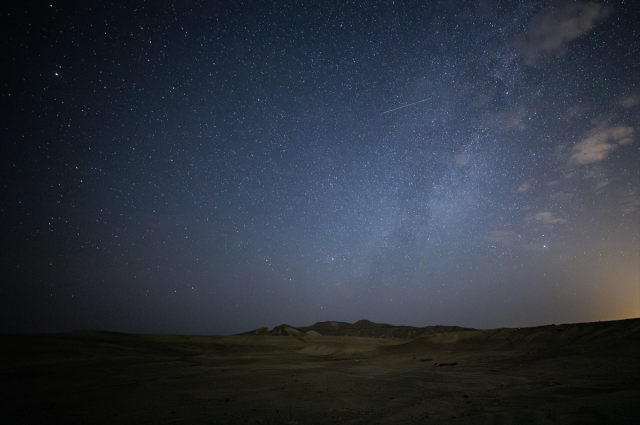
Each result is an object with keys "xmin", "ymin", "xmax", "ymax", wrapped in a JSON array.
[
  {"xmin": 455, "ymin": 152, "xmax": 469, "ymax": 165},
  {"xmin": 550, "ymin": 191, "xmax": 574, "ymax": 201},
  {"xmin": 517, "ymin": 1, "xmax": 611, "ymax": 65},
  {"xmin": 564, "ymin": 103, "xmax": 591, "ymax": 119},
  {"xmin": 579, "ymin": 164, "xmax": 611, "ymax": 189},
  {"xmin": 568, "ymin": 122, "xmax": 635, "ymax": 166},
  {"xmin": 534, "ymin": 212, "xmax": 567, "ymax": 224},
  {"xmin": 484, "ymin": 229, "xmax": 547, "ymax": 251},
  {"xmin": 621, "ymin": 191, "xmax": 640, "ymax": 214},
  {"xmin": 618, "ymin": 89, "xmax": 640, "ymax": 109},
  {"xmin": 517, "ymin": 182, "xmax": 530, "ymax": 193},
  {"xmin": 485, "ymin": 230, "xmax": 519, "ymax": 246},
  {"xmin": 488, "ymin": 105, "xmax": 528, "ymax": 132}
]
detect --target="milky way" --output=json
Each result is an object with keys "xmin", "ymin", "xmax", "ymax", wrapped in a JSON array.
[{"xmin": 2, "ymin": 1, "xmax": 639, "ymax": 334}]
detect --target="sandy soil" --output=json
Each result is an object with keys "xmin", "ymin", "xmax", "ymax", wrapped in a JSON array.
[{"xmin": 2, "ymin": 319, "xmax": 640, "ymax": 424}]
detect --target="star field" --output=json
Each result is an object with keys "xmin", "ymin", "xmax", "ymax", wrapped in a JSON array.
[{"xmin": 1, "ymin": 0, "xmax": 639, "ymax": 334}]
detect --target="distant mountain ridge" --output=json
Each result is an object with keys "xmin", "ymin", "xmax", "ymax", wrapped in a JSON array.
[{"xmin": 241, "ymin": 320, "xmax": 475, "ymax": 338}]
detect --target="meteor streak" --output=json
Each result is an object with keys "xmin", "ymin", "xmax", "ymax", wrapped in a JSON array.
[{"xmin": 382, "ymin": 97, "xmax": 431, "ymax": 114}]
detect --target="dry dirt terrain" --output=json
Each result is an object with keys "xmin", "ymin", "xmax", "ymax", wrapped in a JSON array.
[{"xmin": 2, "ymin": 319, "xmax": 640, "ymax": 424}]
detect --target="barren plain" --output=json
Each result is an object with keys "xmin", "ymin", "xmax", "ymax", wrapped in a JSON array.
[{"xmin": 2, "ymin": 319, "xmax": 639, "ymax": 424}]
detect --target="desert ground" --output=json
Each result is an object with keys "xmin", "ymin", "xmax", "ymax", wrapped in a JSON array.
[{"xmin": 2, "ymin": 319, "xmax": 639, "ymax": 424}]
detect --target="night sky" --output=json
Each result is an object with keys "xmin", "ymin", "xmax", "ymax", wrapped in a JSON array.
[{"xmin": 2, "ymin": 1, "xmax": 639, "ymax": 335}]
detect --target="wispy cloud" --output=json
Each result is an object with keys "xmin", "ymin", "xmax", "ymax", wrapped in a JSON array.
[
  {"xmin": 484, "ymin": 229, "xmax": 548, "ymax": 251},
  {"xmin": 533, "ymin": 211, "xmax": 567, "ymax": 225},
  {"xmin": 618, "ymin": 89, "xmax": 640, "ymax": 109},
  {"xmin": 564, "ymin": 103, "xmax": 591, "ymax": 119},
  {"xmin": 568, "ymin": 122, "xmax": 635, "ymax": 166},
  {"xmin": 550, "ymin": 191, "xmax": 574, "ymax": 202},
  {"xmin": 488, "ymin": 105, "xmax": 528, "ymax": 132},
  {"xmin": 517, "ymin": 1, "xmax": 611, "ymax": 65},
  {"xmin": 621, "ymin": 191, "xmax": 640, "ymax": 214},
  {"xmin": 517, "ymin": 182, "xmax": 531, "ymax": 193},
  {"xmin": 485, "ymin": 230, "xmax": 519, "ymax": 246},
  {"xmin": 580, "ymin": 164, "xmax": 611, "ymax": 189}
]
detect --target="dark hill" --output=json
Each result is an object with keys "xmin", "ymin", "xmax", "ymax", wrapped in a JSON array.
[{"xmin": 242, "ymin": 320, "xmax": 475, "ymax": 338}]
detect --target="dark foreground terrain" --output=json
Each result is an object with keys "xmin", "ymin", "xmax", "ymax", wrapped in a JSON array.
[{"xmin": 2, "ymin": 319, "xmax": 640, "ymax": 424}]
